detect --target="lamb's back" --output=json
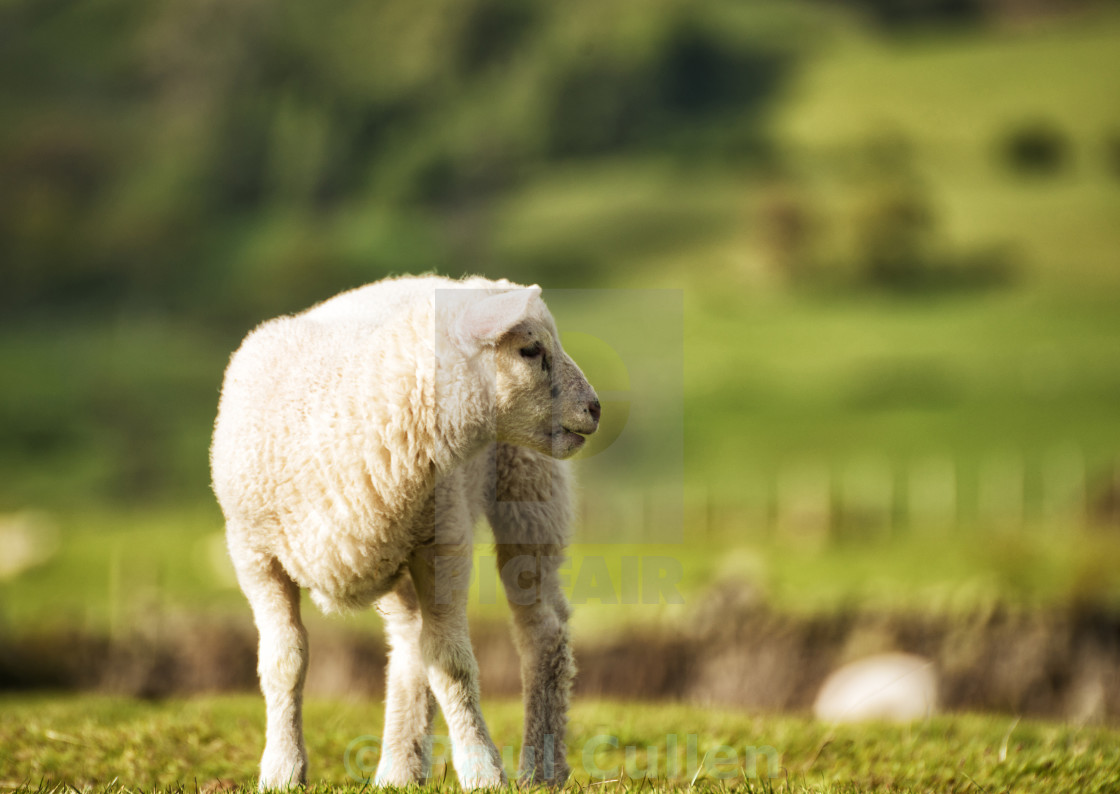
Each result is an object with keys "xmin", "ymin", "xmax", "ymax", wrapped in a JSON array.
[
  {"xmin": 300, "ymin": 276, "xmax": 439, "ymax": 327},
  {"xmin": 300, "ymin": 274, "xmax": 522, "ymax": 328},
  {"xmin": 211, "ymin": 273, "xmax": 518, "ymax": 608}
]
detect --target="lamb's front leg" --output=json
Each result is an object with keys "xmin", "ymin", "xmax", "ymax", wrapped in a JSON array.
[
  {"xmin": 409, "ymin": 545, "xmax": 507, "ymax": 789},
  {"xmin": 487, "ymin": 444, "xmax": 576, "ymax": 786},
  {"xmin": 496, "ymin": 544, "xmax": 574, "ymax": 785},
  {"xmin": 375, "ymin": 574, "xmax": 438, "ymax": 786}
]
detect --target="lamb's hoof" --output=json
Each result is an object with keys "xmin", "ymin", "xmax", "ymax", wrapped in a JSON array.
[
  {"xmin": 258, "ymin": 749, "xmax": 307, "ymax": 790},
  {"xmin": 374, "ymin": 763, "xmax": 427, "ymax": 788},
  {"xmin": 456, "ymin": 767, "xmax": 509, "ymax": 790},
  {"xmin": 518, "ymin": 766, "xmax": 570, "ymax": 788},
  {"xmin": 257, "ymin": 773, "xmax": 305, "ymax": 792}
]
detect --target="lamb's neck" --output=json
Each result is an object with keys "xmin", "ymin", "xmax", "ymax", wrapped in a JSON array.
[
  {"xmin": 427, "ymin": 377, "xmax": 497, "ymax": 475},
  {"xmin": 378, "ymin": 350, "xmax": 495, "ymax": 496}
]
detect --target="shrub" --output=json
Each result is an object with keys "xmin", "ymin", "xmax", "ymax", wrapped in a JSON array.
[{"xmin": 1000, "ymin": 120, "xmax": 1071, "ymax": 176}]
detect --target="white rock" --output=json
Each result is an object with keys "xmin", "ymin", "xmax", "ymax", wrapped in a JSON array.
[{"xmin": 814, "ymin": 652, "xmax": 938, "ymax": 723}]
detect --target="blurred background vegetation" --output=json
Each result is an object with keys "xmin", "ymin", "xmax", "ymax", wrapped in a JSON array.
[{"xmin": 2, "ymin": 0, "xmax": 1120, "ymax": 641}]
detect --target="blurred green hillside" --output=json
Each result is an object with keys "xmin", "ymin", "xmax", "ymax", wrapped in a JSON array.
[
  {"xmin": 2, "ymin": 0, "xmax": 1120, "ymax": 618},
  {"xmin": 2, "ymin": 0, "xmax": 812, "ymax": 320},
  {"xmin": 9, "ymin": 0, "xmax": 1117, "ymax": 322}
]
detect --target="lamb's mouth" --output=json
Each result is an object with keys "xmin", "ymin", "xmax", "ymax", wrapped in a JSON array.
[{"xmin": 552, "ymin": 427, "xmax": 588, "ymax": 451}]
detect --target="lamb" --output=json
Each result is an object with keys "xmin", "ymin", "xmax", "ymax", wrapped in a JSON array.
[{"xmin": 210, "ymin": 274, "xmax": 600, "ymax": 789}]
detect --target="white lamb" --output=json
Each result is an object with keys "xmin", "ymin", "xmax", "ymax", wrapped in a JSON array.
[{"xmin": 210, "ymin": 275, "xmax": 601, "ymax": 789}]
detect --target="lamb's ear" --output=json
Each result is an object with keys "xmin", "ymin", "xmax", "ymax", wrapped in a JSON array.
[{"xmin": 454, "ymin": 287, "xmax": 541, "ymax": 348}]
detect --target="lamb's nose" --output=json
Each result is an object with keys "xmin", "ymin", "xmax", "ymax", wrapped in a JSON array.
[{"xmin": 587, "ymin": 399, "xmax": 601, "ymax": 423}]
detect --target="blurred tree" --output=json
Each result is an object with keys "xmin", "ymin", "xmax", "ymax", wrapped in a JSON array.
[
  {"xmin": 1000, "ymin": 119, "xmax": 1072, "ymax": 176},
  {"xmin": 0, "ymin": 0, "xmax": 803, "ymax": 324},
  {"xmin": 857, "ymin": 179, "xmax": 939, "ymax": 290},
  {"xmin": 453, "ymin": 0, "xmax": 539, "ymax": 74}
]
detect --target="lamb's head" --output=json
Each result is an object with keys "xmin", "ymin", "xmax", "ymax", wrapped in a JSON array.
[{"xmin": 451, "ymin": 285, "xmax": 600, "ymax": 459}]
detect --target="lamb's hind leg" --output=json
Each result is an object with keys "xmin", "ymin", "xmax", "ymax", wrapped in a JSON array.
[
  {"xmin": 409, "ymin": 542, "xmax": 507, "ymax": 789},
  {"xmin": 374, "ymin": 573, "xmax": 438, "ymax": 786},
  {"xmin": 231, "ymin": 541, "xmax": 309, "ymax": 789},
  {"xmin": 487, "ymin": 444, "xmax": 575, "ymax": 785}
]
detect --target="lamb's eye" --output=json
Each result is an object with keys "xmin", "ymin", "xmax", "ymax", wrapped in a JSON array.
[{"xmin": 519, "ymin": 343, "xmax": 543, "ymax": 359}]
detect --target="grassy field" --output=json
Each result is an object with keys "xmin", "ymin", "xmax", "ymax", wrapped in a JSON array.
[
  {"xmin": 1, "ymin": 694, "xmax": 1117, "ymax": 793},
  {"xmin": 3, "ymin": 0, "xmax": 1120, "ymax": 682}
]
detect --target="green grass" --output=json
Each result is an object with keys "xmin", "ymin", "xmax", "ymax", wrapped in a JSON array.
[{"xmin": 1, "ymin": 694, "xmax": 1118, "ymax": 792}]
